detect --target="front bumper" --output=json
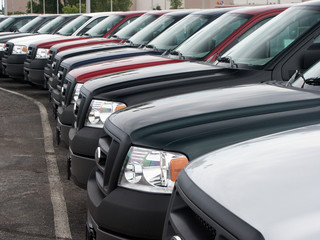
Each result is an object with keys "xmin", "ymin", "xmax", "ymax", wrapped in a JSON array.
[
  {"xmin": 56, "ymin": 104, "xmax": 75, "ymax": 145},
  {"xmin": 2, "ymin": 54, "xmax": 26, "ymax": 79},
  {"xmin": 69, "ymin": 126, "xmax": 105, "ymax": 188},
  {"xmin": 86, "ymin": 170, "xmax": 170, "ymax": 240},
  {"xmin": 23, "ymin": 58, "xmax": 47, "ymax": 86},
  {"xmin": 44, "ymin": 65, "xmax": 53, "ymax": 89}
]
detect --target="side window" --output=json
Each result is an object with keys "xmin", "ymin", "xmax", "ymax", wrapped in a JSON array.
[
  {"xmin": 78, "ymin": 17, "xmax": 106, "ymax": 35},
  {"xmin": 238, "ymin": 17, "xmax": 273, "ymax": 42},
  {"xmin": 13, "ymin": 18, "xmax": 32, "ymax": 30},
  {"xmin": 116, "ymin": 16, "xmax": 139, "ymax": 32}
]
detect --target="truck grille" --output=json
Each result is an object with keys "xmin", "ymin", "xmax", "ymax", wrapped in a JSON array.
[
  {"xmin": 4, "ymin": 42, "xmax": 13, "ymax": 56},
  {"xmin": 26, "ymin": 46, "xmax": 37, "ymax": 59},
  {"xmin": 165, "ymin": 187, "xmax": 238, "ymax": 240}
]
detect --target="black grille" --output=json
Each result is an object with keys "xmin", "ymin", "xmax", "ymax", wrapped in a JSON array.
[
  {"xmin": 26, "ymin": 46, "xmax": 36, "ymax": 59},
  {"xmin": 4, "ymin": 42, "xmax": 13, "ymax": 56},
  {"xmin": 47, "ymin": 49, "xmax": 55, "ymax": 64},
  {"xmin": 64, "ymin": 78, "xmax": 75, "ymax": 106},
  {"xmin": 96, "ymin": 135, "xmax": 120, "ymax": 191}
]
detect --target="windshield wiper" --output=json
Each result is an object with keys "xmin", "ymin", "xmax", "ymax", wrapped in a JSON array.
[
  {"xmin": 125, "ymin": 39, "xmax": 135, "ymax": 46},
  {"xmin": 216, "ymin": 56, "xmax": 238, "ymax": 68},
  {"xmin": 305, "ymin": 77, "xmax": 320, "ymax": 86},
  {"xmin": 170, "ymin": 50, "xmax": 185, "ymax": 60},
  {"xmin": 286, "ymin": 70, "xmax": 306, "ymax": 87},
  {"xmin": 83, "ymin": 32, "xmax": 92, "ymax": 37},
  {"xmin": 145, "ymin": 44, "xmax": 160, "ymax": 52}
]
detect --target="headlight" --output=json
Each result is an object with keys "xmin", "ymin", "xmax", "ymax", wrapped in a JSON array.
[
  {"xmin": 71, "ymin": 83, "xmax": 83, "ymax": 103},
  {"xmin": 0, "ymin": 43, "xmax": 6, "ymax": 51},
  {"xmin": 118, "ymin": 147, "xmax": 189, "ymax": 194},
  {"xmin": 36, "ymin": 48, "xmax": 50, "ymax": 59},
  {"xmin": 85, "ymin": 100, "xmax": 126, "ymax": 128},
  {"xmin": 12, "ymin": 45, "xmax": 28, "ymax": 54}
]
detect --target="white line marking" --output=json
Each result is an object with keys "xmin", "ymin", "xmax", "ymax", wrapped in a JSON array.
[{"xmin": 0, "ymin": 87, "xmax": 72, "ymax": 239}]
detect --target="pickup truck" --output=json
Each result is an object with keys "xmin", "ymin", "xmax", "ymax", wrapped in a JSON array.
[
  {"xmin": 24, "ymin": 11, "xmax": 149, "ymax": 86},
  {"xmin": 163, "ymin": 124, "xmax": 320, "ymax": 240},
  {"xmin": 52, "ymin": 5, "xmax": 286, "ymax": 124},
  {"xmin": 2, "ymin": 14, "xmax": 80, "ymax": 79},
  {"xmin": 46, "ymin": 9, "xmax": 199, "ymax": 93},
  {"xmin": 0, "ymin": 14, "xmax": 57, "ymax": 75},
  {"xmin": 86, "ymin": 72, "xmax": 320, "ymax": 240},
  {"xmin": 67, "ymin": 3, "xmax": 302, "ymax": 189},
  {"xmin": 0, "ymin": 15, "xmax": 37, "ymax": 32},
  {"xmin": 52, "ymin": 8, "xmax": 233, "ymax": 121}
]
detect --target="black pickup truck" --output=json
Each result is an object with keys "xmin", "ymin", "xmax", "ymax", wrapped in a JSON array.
[
  {"xmin": 87, "ymin": 72, "xmax": 320, "ymax": 240},
  {"xmin": 48, "ymin": 9, "xmax": 226, "ymax": 110},
  {"xmin": 163, "ymin": 123, "xmax": 320, "ymax": 240},
  {"xmin": 69, "ymin": 1, "xmax": 320, "ymax": 190}
]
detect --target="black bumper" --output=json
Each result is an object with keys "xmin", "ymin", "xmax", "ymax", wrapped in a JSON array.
[
  {"xmin": 87, "ymin": 170, "xmax": 170, "ymax": 240},
  {"xmin": 69, "ymin": 126, "xmax": 105, "ymax": 188},
  {"xmin": 56, "ymin": 104, "xmax": 75, "ymax": 145},
  {"xmin": 2, "ymin": 54, "xmax": 26, "ymax": 79},
  {"xmin": 23, "ymin": 58, "xmax": 47, "ymax": 86}
]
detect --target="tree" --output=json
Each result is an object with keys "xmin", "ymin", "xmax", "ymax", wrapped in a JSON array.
[
  {"xmin": 26, "ymin": 0, "xmax": 63, "ymax": 14},
  {"xmin": 62, "ymin": 3, "xmax": 86, "ymax": 13},
  {"xmin": 170, "ymin": 0, "xmax": 183, "ymax": 9},
  {"xmin": 91, "ymin": 0, "xmax": 132, "ymax": 12},
  {"xmin": 153, "ymin": 5, "xmax": 161, "ymax": 10}
]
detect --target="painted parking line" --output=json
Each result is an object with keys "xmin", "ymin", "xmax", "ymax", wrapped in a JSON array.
[{"xmin": 0, "ymin": 87, "xmax": 72, "ymax": 240}]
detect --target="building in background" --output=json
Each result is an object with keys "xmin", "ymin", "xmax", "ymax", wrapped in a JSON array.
[
  {"xmin": 131, "ymin": 0, "xmax": 306, "ymax": 10},
  {"xmin": 4, "ymin": 0, "xmax": 29, "ymax": 14}
]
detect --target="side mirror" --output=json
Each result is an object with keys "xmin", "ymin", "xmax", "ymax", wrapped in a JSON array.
[{"xmin": 10, "ymin": 26, "xmax": 17, "ymax": 32}]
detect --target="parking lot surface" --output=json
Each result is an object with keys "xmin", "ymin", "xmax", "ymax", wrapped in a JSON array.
[{"xmin": 0, "ymin": 78, "xmax": 86, "ymax": 240}]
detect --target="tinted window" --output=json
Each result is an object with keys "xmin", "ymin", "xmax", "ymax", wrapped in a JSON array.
[
  {"xmin": 85, "ymin": 15, "xmax": 125, "ymax": 37},
  {"xmin": 148, "ymin": 14, "xmax": 210, "ymax": 51},
  {"xmin": 37, "ymin": 16, "xmax": 67, "ymax": 34},
  {"xmin": 175, "ymin": 13, "xmax": 251, "ymax": 60},
  {"xmin": 222, "ymin": 7, "xmax": 320, "ymax": 67},
  {"xmin": 57, "ymin": 15, "xmax": 91, "ymax": 36},
  {"xmin": 76, "ymin": 16, "xmax": 108, "ymax": 36},
  {"xmin": 114, "ymin": 14, "xmax": 157, "ymax": 40}
]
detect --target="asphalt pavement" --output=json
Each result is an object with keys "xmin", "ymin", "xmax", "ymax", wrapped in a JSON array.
[{"xmin": 0, "ymin": 78, "xmax": 87, "ymax": 240}]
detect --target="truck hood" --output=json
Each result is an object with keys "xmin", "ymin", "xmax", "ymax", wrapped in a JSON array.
[
  {"xmin": 31, "ymin": 35, "xmax": 90, "ymax": 48},
  {"xmin": 54, "ymin": 42, "xmax": 130, "ymax": 62},
  {"xmin": 107, "ymin": 83, "xmax": 320, "ymax": 153},
  {"xmin": 7, "ymin": 34, "xmax": 63, "ymax": 47},
  {"xmin": 52, "ymin": 38, "xmax": 121, "ymax": 52},
  {"xmin": 83, "ymin": 61, "xmax": 224, "ymax": 93},
  {"xmin": 183, "ymin": 124, "xmax": 320, "ymax": 240},
  {"xmin": 69, "ymin": 55, "xmax": 183, "ymax": 83},
  {"xmin": 0, "ymin": 33, "xmax": 33, "ymax": 43},
  {"xmin": 61, "ymin": 47, "xmax": 149, "ymax": 69}
]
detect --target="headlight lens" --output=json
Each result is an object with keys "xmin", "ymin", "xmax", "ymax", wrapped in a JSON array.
[
  {"xmin": 36, "ymin": 48, "xmax": 50, "ymax": 59},
  {"xmin": 0, "ymin": 43, "xmax": 6, "ymax": 51},
  {"xmin": 13, "ymin": 45, "xmax": 28, "ymax": 54},
  {"xmin": 71, "ymin": 83, "xmax": 83, "ymax": 103},
  {"xmin": 118, "ymin": 147, "xmax": 189, "ymax": 194},
  {"xmin": 85, "ymin": 100, "xmax": 126, "ymax": 128}
]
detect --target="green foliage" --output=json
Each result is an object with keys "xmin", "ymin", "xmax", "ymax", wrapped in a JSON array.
[
  {"xmin": 62, "ymin": 3, "xmax": 86, "ymax": 13},
  {"xmin": 26, "ymin": 0, "xmax": 63, "ymax": 14},
  {"xmin": 91, "ymin": 0, "xmax": 132, "ymax": 12},
  {"xmin": 170, "ymin": 0, "xmax": 183, "ymax": 9},
  {"xmin": 153, "ymin": 5, "xmax": 161, "ymax": 10}
]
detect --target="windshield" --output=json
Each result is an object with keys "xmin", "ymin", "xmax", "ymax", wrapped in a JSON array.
[
  {"xmin": 221, "ymin": 6, "xmax": 320, "ymax": 67},
  {"xmin": 85, "ymin": 15, "xmax": 124, "ymax": 37},
  {"xmin": 129, "ymin": 15, "xmax": 178, "ymax": 46},
  {"xmin": 56, "ymin": 15, "xmax": 90, "ymax": 35},
  {"xmin": 0, "ymin": 17, "xmax": 15, "ymax": 31},
  {"xmin": 174, "ymin": 13, "xmax": 251, "ymax": 60},
  {"xmin": 37, "ymin": 16, "xmax": 67, "ymax": 34},
  {"xmin": 19, "ymin": 16, "xmax": 47, "ymax": 33},
  {"xmin": 147, "ymin": 14, "xmax": 211, "ymax": 51},
  {"xmin": 115, "ymin": 14, "xmax": 158, "ymax": 40}
]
